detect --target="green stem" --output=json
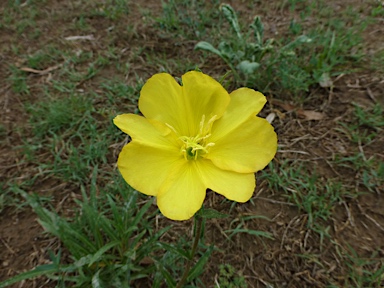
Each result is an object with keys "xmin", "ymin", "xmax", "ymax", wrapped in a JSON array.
[{"xmin": 175, "ymin": 216, "xmax": 203, "ymax": 288}]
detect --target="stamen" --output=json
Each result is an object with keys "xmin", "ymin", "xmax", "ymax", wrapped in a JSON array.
[
  {"xmin": 165, "ymin": 123, "xmax": 178, "ymax": 134},
  {"xmin": 199, "ymin": 114, "xmax": 206, "ymax": 135},
  {"xmin": 178, "ymin": 114, "xmax": 218, "ymax": 160},
  {"xmin": 207, "ymin": 115, "xmax": 218, "ymax": 127}
]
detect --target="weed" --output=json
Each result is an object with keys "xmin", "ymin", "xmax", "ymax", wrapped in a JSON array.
[
  {"xmin": 195, "ymin": 3, "xmax": 366, "ymax": 102},
  {"xmin": 217, "ymin": 264, "xmax": 247, "ymax": 288},
  {"xmin": 195, "ymin": 4, "xmax": 312, "ymax": 92}
]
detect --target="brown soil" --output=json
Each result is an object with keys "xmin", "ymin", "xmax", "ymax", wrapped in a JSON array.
[{"xmin": 1, "ymin": 0, "xmax": 383, "ymax": 287}]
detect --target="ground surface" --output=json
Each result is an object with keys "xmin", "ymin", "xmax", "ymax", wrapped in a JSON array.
[{"xmin": 1, "ymin": 0, "xmax": 384, "ymax": 287}]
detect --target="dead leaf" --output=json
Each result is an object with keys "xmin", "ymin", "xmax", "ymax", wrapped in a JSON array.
[
  {"xmin": 297, "ymin": 109, "xmax": 325, "ymax": 120},
  {"xmin": 139, "ymin": 256, "xmax": 154, "ymax": 265},
  {"xmin": 270, "ymin": 99, "xmax": 295, "ymax": 112},
  {"xmin": 270, "ymin": 99, "xmax": 325, "ymax": 120}
]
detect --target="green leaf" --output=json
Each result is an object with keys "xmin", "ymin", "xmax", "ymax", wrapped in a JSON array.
[
  {"xmin": 237, "ymin": 60, "xmax": 260, "ymax": 75},
  {"xmin": 156, "ymin": 242, "xmax": 190, "ymax": 260},
  {"xmin": 225, "ymin": 228, "xmax": 274, "ymax": 240},
  {"xmin": 220, "ymin": 4, "xmax": 243, "ymax": 41},
  {"xmin": 88, "ymin": 240, "xmax": 120, "ymax": 267},
  {"xmin": 198, "ymin": 208, "xmax": 229, "ymax": 219},
  {"xmin": 159, "ymin": 265, "xmax": 176, "ymax": 287},
  {"xmin": 251, "ymin": 16, "xmax": 264, "ymax": 45},
  {"xmin": 187, "ymin": 245, "xmax": 214, "ymax": 282},
  {"xmin": 194, "ymin": 41, "xmax": 223, "ymax": 58},
  {"xmin": 0, "ymin": 264, "xmax": 75, "ymax": 288},
  {"xmin": 91, "ymin": 270, "xmax": 102, "ymax": 288}
]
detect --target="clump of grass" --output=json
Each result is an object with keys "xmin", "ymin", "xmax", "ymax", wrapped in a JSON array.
[{"xmin": 1, "ymin": 170, "xmax": 169, "ymax": 287}]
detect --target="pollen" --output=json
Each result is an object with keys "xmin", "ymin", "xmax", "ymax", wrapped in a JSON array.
[{"xmin": 179, "ymin": 114, "xmax": 217, "ymax": 160}]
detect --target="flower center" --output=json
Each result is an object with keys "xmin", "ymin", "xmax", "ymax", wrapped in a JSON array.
[
  {"xmin": 168, "ymin": 115, "xmax": 217, "ymax": 161},
  {"xmin": 179, "ymin": 134, "xmax": 214, "ymax": 160}
]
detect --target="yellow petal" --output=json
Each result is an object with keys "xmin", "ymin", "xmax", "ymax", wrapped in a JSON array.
[
  {"xmin": 113, "ymin": 114, "xmax": 178, "ymax": 148},
  {"xmin": 138, "ymin": 73, "xmax": 186, "ymax": 133},
  {"xmin": 210, "ymin": 87, "xmax": 266, "ymax": 141},
  {"xmin": 157, "ymin": 161, "xmax": 206, "ymax": 220},
  {"xmin": 139, "ymin": 71, "xmax": 230, "ymax": 136},
  {"xmin": 181, "ymin": 71, "xmax": 230, "ymax": 136},
  {"xmin": 117, "ymin": 141, "xmax": 183, "ymax": 196},
  {"xmin": 207, "ymin": 117, "xmax": 277, "ymax": 173},
  {"xmin": 198, "ymin": 159, "xmax": 256, "ymax": 202}
]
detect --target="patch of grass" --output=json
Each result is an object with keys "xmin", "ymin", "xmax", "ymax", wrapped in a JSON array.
[
  {"xmin": 371, "ymin": 3, "xmax": 384, "ymax": 17},
  {"xmin": 262, "ymin": 161, "xmax": 356, "ymax": 238},
  {"xmin": 24, "ymin": 88, "xmax": 120, "ymax": 183},
  {"xmin": 25, "ymin": 45, "xmax": 65, "ymax": 70},
  {"xmin": 26, "ymin": 93, "xmax": 94, "ymax": 138},
  {"xmin": 156, "ymin": 0, "xmax": 221, "ymax": 39},
  {"xmin": 335, "ymin": 246, "xmax": 384, "ymax": 287},
  {"xmin": 335, "ymin": 152, "xmax": 384, "ymax": 194},
  {"xmin": 338, "ymin": 103, "xmax": 384, "ymax": 144},
  {"xmin": 1, "ymin": 1, "xmax": 42, "ymax": 38},
  {"xmin": 0, "ymin": 179, "xmax": 52, "ymax": 213},
  {"xmin": 8, "ymin": 66, "xmax": 30, "ymax": 94},
  {"xmin": 97, "ymin": 0, "xmax": 131, "ymax": 20},
  {"xmin": 100, "ymin": 78, "xmax": 143, "ymax": 107}
]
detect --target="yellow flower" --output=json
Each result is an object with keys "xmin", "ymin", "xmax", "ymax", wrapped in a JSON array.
[{"xmin": 114, "ymin": 71, "xmax": 277, "ymax": 221}]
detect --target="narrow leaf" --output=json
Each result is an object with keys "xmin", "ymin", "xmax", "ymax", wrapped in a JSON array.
[
  {"xmin": 225, "ymin": 228, "xmax": 274, "ymax": 240},
  {"xmin": 88, "ymin": 240, "xmax": 120, "ymax": 267},
  {"xmin": 187, "ymin": 245, "xmax": 214, "ymax": 282},
  {"xmin": 194, "ymin": 41, "xmax": 223, "ymax": 57},
  {"xmin": 0, "ymin": 264, "xmax": 74, "ymax": 288},
  {"xmin": 220, "ymin": 4, "xmax": 243, "ymax": 40},
  {"xmin": 198, "ymin": 208, "xmax": 229, "ymax": 219},
  {"xmin": 251, "ymin": 16, "xmax": 264, "ymax": 45}
]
